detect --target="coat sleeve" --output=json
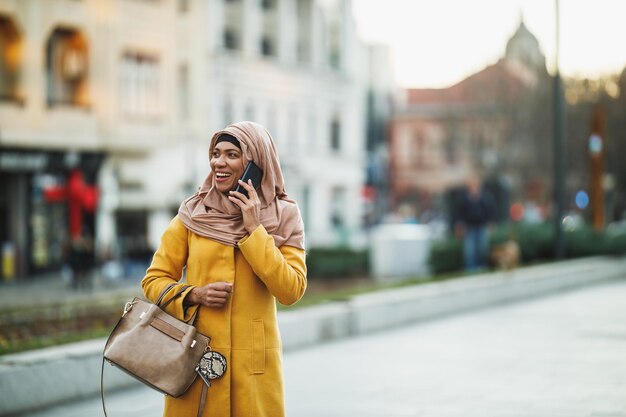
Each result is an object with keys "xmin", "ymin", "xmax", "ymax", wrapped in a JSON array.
[
  {"xmin": 237, "ymin": 225, "xmax": 307, "ymax": 306},
  {"xmin": 141, "ymin": 216, "xmax": 198, "ymax": 321}
]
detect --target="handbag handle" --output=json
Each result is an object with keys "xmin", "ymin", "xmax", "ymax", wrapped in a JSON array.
[
  {"xmin": 155, "ymin": 282, "xmax": 200, "ymax": 324},
  {"xmin": 155, "ymin": 282, "xmax": 179, "ymax": 306},
  {"xmin": 156, "ymin": 282, "xmax": 190, "ymax": 309}
]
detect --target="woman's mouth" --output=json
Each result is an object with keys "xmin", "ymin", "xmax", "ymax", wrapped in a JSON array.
[{"xmin": 215, "ymin": 172, "xmax": 232, "ymax": 183}]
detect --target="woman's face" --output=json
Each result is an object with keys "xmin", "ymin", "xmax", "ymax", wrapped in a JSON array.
[{"xmin": 210, "ymin": 141, "xmax": 245, "ymax": 193}]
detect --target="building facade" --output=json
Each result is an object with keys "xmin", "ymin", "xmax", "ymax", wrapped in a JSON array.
[
  {"xmin": 388, "ymin": 20, "xmax": 551, "ymax": 222},
  {"xmin": 0, "ymin": 0, "xmax": 369, "ymax": 280},
  {"xmin": 200, "ymin": 0, "xmax": 367, "ymax": 248}
]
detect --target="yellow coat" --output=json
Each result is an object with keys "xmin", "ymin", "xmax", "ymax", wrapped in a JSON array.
[{"xmin": 141, "ymin": 216, "xmax": 307, "ymax": 417}]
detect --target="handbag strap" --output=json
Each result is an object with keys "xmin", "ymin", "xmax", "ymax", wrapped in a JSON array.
[
  {"xmin": 155, "ymin": 282, "xmax": 178, "ymax": 306},
  {"xmin": 197, "ymin": 383, "xmax": 209, "ymax": 417},
  {"xmin": 157, "ymin": 283, "xmax": 202, "ymax": 325},
  {"xmin": 161, "ymin": 284, "xmax": 190, "ymax": 309},
  {"xmin": 101, "ymin": 310, "xmax": 127, "ymax": 417},
  {"xmin": 101, "ymin": 357, "xmax": 110, "ymax": 417}
]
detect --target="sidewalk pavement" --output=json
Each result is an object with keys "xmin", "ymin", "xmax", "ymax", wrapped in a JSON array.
[
  {"xmin": 0, "ymin": 272, "xmax": 143, "ymax": 312},
  {"xmin": 1, "ymin": 256, "xmax": 625, "ymax": 416},
  {"xmin": 22, "ymin": 278, "xmax": 626, "ymax": 417}
]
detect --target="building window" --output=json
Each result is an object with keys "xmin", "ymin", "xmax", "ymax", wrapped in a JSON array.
[
  {"xmin": 301, "ymin": 185, "xmax": 310, "ymax": 232},
  {"xmin": 178, "ymin": 63, "xmax": 189, "ymax": 121},
  {"xmin": 330, "ymin": 116, "xmax": 341, "ymax": 151},
  {"xmin": 330, "ymin": 186, "xmax": 346, "ymax": 228},
  {"xmin": 260, "ymin": 0, "xmax": 278, "ymax": 59},
  {"xmin": 287, "ymin": 108, "xmax": 297, "ymax": 151},
  {"xmin": 31, "ymin": 173, "xmax": 68, "ymax": 271},
  {"xmin": 321, "ymin": 0, "xmax": 342, "ymax": 70},
  {"xmin": 266, "ymin": 103, "xmax": 277, "ymax": 139},
  {"xmin": 178, "ymin": 0, "xmax": 189, "ymax": 13},
  {"xmin": 328, "ymin": 23, "xmax": 341, "ymax": 70},
  {"xmin": 115, "ymin": 210, "xmax": 150, "ymax": 263},
  {"xmin": 223, "ymin": 97, "xmax": 233, "ymax": 126},
  {"xmin": 46, "ymin": 27, "xmax": 89, "ymax": 107},
  {"xmin": 0, "ymin": 15, "xmax": 22, "ymax": 104},
  {"xmin": 119, "ymin": 51, "xmax": 160, "ymax": 117},
  {"xmin": 261, "ymin": 36, "xmax": 275, "ymax": 57},
  {"xmin": 296, "ymin": 0, "xmax": 312, "ymax": 63},
  {"xmin": 415, "ymin": 133, "xmax": 426, "ymax": 167},
  {"xmin": 224, "ymin": 28, "xmax": 240, "ymax": 50},
  {"xmin": 261, "ymin": 0, "xmax": 275, "ymax": 10},
  {"xmin": 224, "ymin": 0, "xmax": 243, "ymax": 51},
  {"xmin": 306, "ymin": 108, "xmax": 316, "ymax": 151}
]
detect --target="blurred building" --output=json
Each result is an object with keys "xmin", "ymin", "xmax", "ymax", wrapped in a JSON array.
[
  {"xmin": 0, "ymin": 0, "xmax": 374, "ymax": 280},
  {"xmin": 362, "ymin": 43, "xmax": 396, "ymax": 226},
  {"xmin": 389, "ymin": 19, "xmax": 551, "ymax": 219},
  {"xmin": 200, "ymin": 0, "xmax": 367, "ymax": 249}
]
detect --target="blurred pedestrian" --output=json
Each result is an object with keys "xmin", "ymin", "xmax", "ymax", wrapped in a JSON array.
[
  {"xmin": 67, "ymin": 232, "xmax": 95, "ymax": 290},
  {"xmin": 141, "ymin": 122, "xmax": 307, "ymax": 417},
  {"xmin": 454, "ymin": 173, "xmax": 497, "ymax": 271}
]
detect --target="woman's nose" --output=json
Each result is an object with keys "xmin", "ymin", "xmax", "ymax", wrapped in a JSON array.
[{"xmin": 214, "ymin": 155, "xmax": 226, "ymax": 166}]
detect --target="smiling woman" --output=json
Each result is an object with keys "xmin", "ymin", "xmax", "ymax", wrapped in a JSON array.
[
  {"xmin": 141, "ymin": 121, "xmax": 307, "ymax": 417},
  {"xmin": 210, "ymin": 134, "xmax": 245, "ymax": 193}
]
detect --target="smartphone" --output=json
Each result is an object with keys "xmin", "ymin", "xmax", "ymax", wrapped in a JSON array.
[{"xmin": 234, "ymin": 162, "xmax": 263, "ymax": 198}]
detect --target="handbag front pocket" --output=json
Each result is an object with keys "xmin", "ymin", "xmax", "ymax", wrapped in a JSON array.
[{"xmin": 251, "ymin": 319, "xmax": 265, "ymax": 374}]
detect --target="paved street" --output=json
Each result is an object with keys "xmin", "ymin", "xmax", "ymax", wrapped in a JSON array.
[{"xmin": 24, "ymin": 279, "xmax": 626, "ymax": 417}]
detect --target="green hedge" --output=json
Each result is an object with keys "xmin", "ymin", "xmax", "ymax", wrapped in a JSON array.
[
  {"xmin": 306, "ymin": 247, "xmax": 369, "ymax": 279},
  {"xmin": 428, "ymin": 222, "xmax": 626, "ymax": 274},
  {"xmin": 428, "ymin": 239, "xmax": 464, "ymax": 274},
  {"xmin": 306, "ymin": 223, "xmax": 626, "ymax": 278},
  {"xmin": 489, "ymin": 222, "xmax": 554, "ymax": 262}
]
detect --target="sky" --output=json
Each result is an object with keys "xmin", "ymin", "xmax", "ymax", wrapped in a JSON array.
[{"xmin": 352, "ymin": 0, "xmax": 626, "ymax": 89}]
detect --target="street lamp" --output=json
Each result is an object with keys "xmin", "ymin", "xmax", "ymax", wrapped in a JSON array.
[
  {"xmin": 553, "ymin": 0, "xmax": 565, "ymax": 259},
  {"xmin": 589, "ymin": 105, "xmax": 606, "ymax": 231}
]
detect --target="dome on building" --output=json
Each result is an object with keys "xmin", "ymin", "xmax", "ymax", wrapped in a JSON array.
[{"xmin": 504, "ymin": 18, "xmax": 546, "ymax": 71}]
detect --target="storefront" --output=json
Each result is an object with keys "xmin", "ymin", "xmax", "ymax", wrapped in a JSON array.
[{"xmin": 0, "ymin": 148, "xmax": 103, "ymax": 281}]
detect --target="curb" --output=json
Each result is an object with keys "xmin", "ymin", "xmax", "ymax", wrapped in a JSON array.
[
  {"xmin": 279, "ymin": 256, "xmax": 625, "ymax": 347},
  {"xmin": 1, "ymin": 256, "xmax": 624, "ymax": 416}
]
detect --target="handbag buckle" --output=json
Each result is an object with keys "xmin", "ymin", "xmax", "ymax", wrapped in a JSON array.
[{"xmin": 122, "ymin": 300, "xmax": 136, "ymax": 317}]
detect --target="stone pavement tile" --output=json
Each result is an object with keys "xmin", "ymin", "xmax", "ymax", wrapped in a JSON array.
[
  {"xmin": 25, "ymin": 385, "xmax": 162, "ymax": 417},
  {"xmin": 284, "ymin": 280, "xmax": 626, "ymax": 417}
]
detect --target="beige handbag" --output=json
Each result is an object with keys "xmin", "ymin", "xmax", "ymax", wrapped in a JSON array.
[{"xmin": 101, "ymin": 283, "xmax": 212, "ymax": 416}]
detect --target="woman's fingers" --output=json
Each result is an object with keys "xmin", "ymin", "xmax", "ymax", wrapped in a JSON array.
[
  {"xmin": 228, "ymin": 181, "xmax": 262, "ymax": 234},
  {"xmin": 229, "ymin": 187, "xmax": 250, "ymax": 203},
  {"xmin": 205, "ymin": 297, "xmax": 227, "ymax": 306},
  {"xmin": 242, "ymin": 179, "xmax": 259, "ymax": 198},
  {"xmin": 238, "ymin": 179, "xmax": 253, "ymax": 192},
  {"xmin": 208, "ymin": 282, "xmax": 233, "ymax": 292},
  {"xmin": 197, "ymin": 282, "xmax": 233, "ymax": 308},
  {"xmin": 228, "ymin": 180, "xmax": 259, "ymax": 204}
]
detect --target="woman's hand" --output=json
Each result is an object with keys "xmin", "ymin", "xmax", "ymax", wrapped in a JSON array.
[
  {"xmin": 185, "ymin": 282, "xmax": 233, "ymax": 308},
  {"xmin": 228, "ymin": 179, "xmax": 261, "ymax": 234}
]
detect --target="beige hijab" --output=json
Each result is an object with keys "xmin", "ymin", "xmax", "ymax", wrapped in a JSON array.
[{"xmin": 178, "ymin": 121, "xmax": 305, "ymax": 249}]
